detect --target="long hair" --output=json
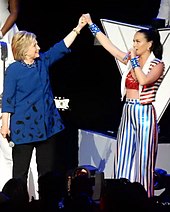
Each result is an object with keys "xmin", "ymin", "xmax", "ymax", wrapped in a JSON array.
[{"xmin": 137, "ymin": 28, "xmax": 163, "ymax": 59}]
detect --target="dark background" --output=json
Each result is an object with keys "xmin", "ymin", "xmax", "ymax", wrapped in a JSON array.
[{"xmin": 16, "ymin": 0, "xmax": 170, "ymax": 141}]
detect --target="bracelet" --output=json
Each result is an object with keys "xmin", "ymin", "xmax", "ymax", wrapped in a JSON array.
[
  {"xmin": 88, "ymin": 23, "xmax": 101, "ymax": 36},
  {"xmin": 130, "ymin": 57, "xmax": 140, "ymax": 69},
  {"xmin": 0, "ymin": 30, "xmax": 3, "ymax": 39},
  {"xmin": 73, "ymin": 28, "xmax": 80, "ymax": 35}
]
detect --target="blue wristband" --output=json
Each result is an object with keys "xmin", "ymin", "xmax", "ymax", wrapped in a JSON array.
[
  {"xmin": 88, "ymin": 23, "xmax": 101, "ymax": 36},
  {"xmin": 130, "ymin": 57, "xmax": 140, "ymax": 69}
]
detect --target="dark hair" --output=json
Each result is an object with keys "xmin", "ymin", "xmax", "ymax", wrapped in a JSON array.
[{"xmin": 138, "ymin": 28, "xmax": 163, "ymax": 59}]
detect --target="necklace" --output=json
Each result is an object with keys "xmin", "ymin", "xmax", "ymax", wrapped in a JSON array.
[{"xmin": 21, "ymin": 60, "xmax": 36, "ymax": 68}]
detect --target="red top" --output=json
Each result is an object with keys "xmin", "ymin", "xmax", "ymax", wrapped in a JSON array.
[{"xmin": 125, "ymin": 71, "xmax": 139, "ymax": 90}]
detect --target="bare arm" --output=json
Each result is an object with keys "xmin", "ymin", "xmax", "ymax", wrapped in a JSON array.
[
  {"xmin": 134, "ymin": 62, "xmax": 164, "ymax": 85},
  {"xmin": 129, "ymin": 48, "xmax": 164, "ymax": 85},
  {"xmin": 82, "ymin": 13, "xmax": 127, "ymax": 64},
  {"xmin": 0, "ymin": 0, "xmax": 20, "ymax": 37},
  {"xmin": 63, "ymin": 15, "xmax": 87, "ymax": 48}
]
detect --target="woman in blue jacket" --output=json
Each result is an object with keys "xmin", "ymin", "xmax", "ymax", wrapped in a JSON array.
[{"xmin": 0, "ymin": 15, "xmax": 86, "ymax": 185}]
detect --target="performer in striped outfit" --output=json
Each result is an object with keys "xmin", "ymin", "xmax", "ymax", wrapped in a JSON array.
[{"xmin": 83, "ymin": 13, "xmax": 165, "ymax": 198}]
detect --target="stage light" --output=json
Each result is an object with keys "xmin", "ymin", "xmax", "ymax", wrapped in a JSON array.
[
  {"xmin": 154, "ymin": 168, "xmax": 170, "ymax": 205},
  {"xmin": 154, "ymin": 168, "xmax": 167, "ymax": 190},
  {"xmin": 68, "ymin": 165, "xmax": 104, "ymax": 201}
]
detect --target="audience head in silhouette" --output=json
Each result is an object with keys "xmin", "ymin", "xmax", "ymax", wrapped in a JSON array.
[
  {"xmin": 100, "ymin": 178, "xmax": 150, "ymax": 212},
  {"xmin": 64, "ymin": 172, "xmax": 99, "ymax": 212},
  {"xmin": 30, "ymin": 170, "xmax": 67, "ymax": 211},
  {"xmin": 1, "ymin": 177, "xmax": 29, "ymax": 211}
]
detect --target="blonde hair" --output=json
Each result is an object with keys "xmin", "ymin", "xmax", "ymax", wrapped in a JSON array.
[{"xmin": 12, "ymin": 31, "xmax": 37, "ymax": 61}]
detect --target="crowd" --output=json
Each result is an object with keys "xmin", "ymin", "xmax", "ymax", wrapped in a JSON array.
[{"xmin": 0, "ymin": 171, "xmax": 170, "ymax": 212}]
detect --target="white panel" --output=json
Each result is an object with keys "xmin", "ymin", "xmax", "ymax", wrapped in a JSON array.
[
  {"xmin": 78, "ymin": 129, "xmax": 170, "ymax": 178},
  {"xmin": 78, "ymin": 129, "xmax": 117, "ymax": 179}
]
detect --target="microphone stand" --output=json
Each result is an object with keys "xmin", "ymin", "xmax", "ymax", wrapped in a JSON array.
[
  {"xmin": 0, "ymin": 41, "xmax": 14, "ymax": 147},
  {"xmin": 0, "ymin": 41, "xmax": 8, "ymax": 107}
]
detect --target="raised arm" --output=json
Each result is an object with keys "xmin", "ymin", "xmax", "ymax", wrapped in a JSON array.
[
  {"xmin": 63, "ymin": 15, "xmax": 87, "ymax": 48},
  {"xmin": 82, "ymin": 13, "xmax": 128, "ymax": 64}
]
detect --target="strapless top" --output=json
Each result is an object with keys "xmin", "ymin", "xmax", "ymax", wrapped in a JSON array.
[{"xmin": 125, "ymin": 71, "xmax": 139, "ymax": 90}]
